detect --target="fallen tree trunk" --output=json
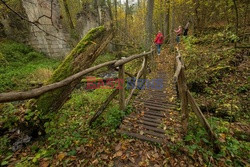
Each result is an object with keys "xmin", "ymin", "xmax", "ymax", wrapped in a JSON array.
[
  {"xmin": 36, "ymin": 26, "xmax": 113, "ymax": 115},
  {"xmin": 0, "ymin": 60, "xmax": 116, "ymax": 103}
]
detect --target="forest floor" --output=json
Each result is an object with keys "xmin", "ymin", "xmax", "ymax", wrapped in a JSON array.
[{"xmin": 0, "ymin": 30, "xmax": 250, "ymax": 166}]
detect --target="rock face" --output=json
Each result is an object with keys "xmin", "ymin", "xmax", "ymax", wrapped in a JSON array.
[
  {"xmin": 0, "ymin": 0, "xmax": 111, "ymax": 58},
  {"xmin": 22, "ymin": 0, "xmax": 71, "ymax": 58},
  {"xmin": 75, "ymin": 2, "xmax": 111, "ymax": 39}
]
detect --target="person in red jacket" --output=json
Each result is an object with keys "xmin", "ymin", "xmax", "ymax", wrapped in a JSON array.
[{"xmin": 154, "ymin": 31, "xmax": 164, "ymax": 55}]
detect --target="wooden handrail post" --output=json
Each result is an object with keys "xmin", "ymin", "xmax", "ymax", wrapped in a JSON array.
[
  {"xmin": 143, "ymin": 55, "xmax": 148, "ymax": 80},
  {"xmin": 119, "ymin": 64, "xmax": 125, "ymax": 110},
  {"xmin": 89, "ymin": 89, "xmax": 119, "ymax": 126},
  {"xmin": 178, "ymin": 67, "xmax": 189, "ymax": 134}
]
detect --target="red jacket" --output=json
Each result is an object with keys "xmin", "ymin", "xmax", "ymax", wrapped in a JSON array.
[{"xmin": 154, "ymin": 33, "xmax": 164, "ymax": 44}]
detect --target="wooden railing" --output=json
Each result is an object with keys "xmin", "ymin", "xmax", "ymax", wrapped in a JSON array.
[
  {"xmin": 174, "ymin": 47, "xmax": 220, "ymax": 151},
  {"xmin": 89, "ymin": 49, "xmax": 156, "ymax": 125},
  {"xmin": 0, "ymin": 49, "xmax": 156, "ymax": 125}
]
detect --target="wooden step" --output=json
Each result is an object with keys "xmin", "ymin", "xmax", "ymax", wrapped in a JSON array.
[
  {"xmin": 139, "ymin": 124, "xmax": 165, "ymax": 133},
  {"xmin": 143, "ymin": 110, "xmax": 164, "ymax": 117},
  {"xmin": 144, "ymin": 105, "xmax": 167, "ymax": 111},
  {"xmin": 138, "ymin": 120, "xmax": 160, "ymax": 127},
  {"xmin": 143, "ymin": 114, "xmax": 163, "ymax": 120},
  {"xmin": 117, "ymin": 130, "xmax": 163, "ymax": 144},
  {"xmin": 141, "ymin": 117, "xmax": 162, "ymax": 124},
  {"xmin": 120, "ymin": 125, "xmax": 165, "ymax": 138}
]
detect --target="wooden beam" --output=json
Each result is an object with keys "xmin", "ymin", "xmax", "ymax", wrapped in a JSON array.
[
  {"xmin": 119, "ymin": 64, "xmax": 125, "ymax": 110},
  {"xmin": 0, "ymin": 60, "xmax": 116, "ymax": 103},
  {"xmin": 0, "ymin": 50, "xmax": 154, "ymax": 103},
  {"xmin": 125, "ymin": 57, "xmax": 146, "ymax": 106},
  {"xmin": 113, "ymin": 67, "xmax": 134, "ymax": 78},
  {"xmin": 143, "ymin": 55, "xmax": 148, "ymax": 80},
  {"xmin": 114, "ymin": 50, "xmax": 153, "ymax": 67},
  {"xmin": 89, "ymin": 89, "xmax": 119, "ymax": 126},
  {"xmin": 187, "ymin": 91, "xmax": 216, "ymax": 140}
]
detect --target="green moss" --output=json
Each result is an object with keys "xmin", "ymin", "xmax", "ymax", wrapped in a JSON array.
[
  {"xmin": 0, "ymin": 41, "xmax": 59, "ymax": 92},
  {"xmin": 36, "ymin": 26, "xmax": 106, "ymax": 114},
  {"xmin": 48, "ymin": 26, "xmax": 105, "ymax": 83}
]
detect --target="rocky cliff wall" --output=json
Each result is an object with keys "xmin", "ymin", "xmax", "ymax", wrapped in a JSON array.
[{"xmin": 22, "ymin": 0, "xmax": 71, "ymax": 58}]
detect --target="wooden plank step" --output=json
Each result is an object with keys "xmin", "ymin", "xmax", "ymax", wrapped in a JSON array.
[
  {"xmin": 141, "ymin": 102, "xmax": 176, "ymax": 109},
  {"xmin": 136, "ymin": 96, "xmax": 168, "ymax": 100},
  {"xmin": 135, "ymin": 99, "xmax": 177, "ymax": 106},
  {"xmin": 139, "ymin": 124, "xmax": 165, "ymax": 133},
  {"xmin": 144, "ymin": 105, "xmax": 167, "ymax": 111},
  {"xmin": 117, "ymin": 130, "xmax": 163, "ymax": 144},
  {"xmin": 141, "ymin": 129, "xmax": 165, "ymax": 138},
  {"xmin": 143, "ymin": 110, "xmax": 164, "ymax": 117},
  {"xmin": 145, "ymin": 89, "xmax": 167, "ymax": 92},
  {"xmin": 141, "ymin": 117, "xmax": 162, "ymax": 124},
  {"xmin": 145, "ymin": 92, "xmax": 167, "ymax": 97},
  {"xmin": 143, "ymin": 114, "xmax": 163, "ymax": 120},
  {"xmin": 120, "ymin": 125, "xmax": 165, "ymax": 138},
  {"xmin": 138, "ymin": 120, "xmax": 160, "ymax": 127}
]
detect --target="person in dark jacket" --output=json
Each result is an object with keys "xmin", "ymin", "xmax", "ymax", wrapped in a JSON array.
[{"xmin": 154, "ymin": 31, "xmax": 164, "ymax": 55}]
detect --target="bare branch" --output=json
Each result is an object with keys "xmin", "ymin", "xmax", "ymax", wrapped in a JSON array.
[{"xmin": 0, "ymin": 0, "xmax": 66, "ymax": 41}]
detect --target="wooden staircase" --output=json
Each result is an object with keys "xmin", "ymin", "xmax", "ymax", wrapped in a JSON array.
[{"xmin": 117, "ymin": 71, "xmax": 178, "ymax": 144}]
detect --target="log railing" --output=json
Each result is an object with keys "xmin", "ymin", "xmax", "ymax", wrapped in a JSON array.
[
  {"xmin": 174, "ymin": 47, "xmax": 220, "ymax": 151},
  {"xmin": 90, "ymin": 51, "xmax": 154, "ymax": 125},
  {"xmin": 0, "ymin": 49, "xmax": 155, "ymax": 126}
]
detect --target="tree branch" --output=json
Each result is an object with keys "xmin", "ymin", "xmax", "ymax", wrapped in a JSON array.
[{"xmin": 0, "ymin": 0, "xmax": 65, "ymax": 41}]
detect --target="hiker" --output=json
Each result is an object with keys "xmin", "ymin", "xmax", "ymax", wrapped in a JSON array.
[
  {"xmin": 174, "ymin": 26, "xmax": 182, "ymax": 43},
  {"xmin": 183, "ymin": 21, "xmax": 190, "ymax": 36},
  {"xmin": 154, "ymin": 31, "xmax": 164, "ymax": 56}
]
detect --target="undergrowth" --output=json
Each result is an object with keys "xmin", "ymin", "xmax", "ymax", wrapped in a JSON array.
[
  {"xmin": 0, "ymin": 41, "xmax": 59, "ymax": 93},
  {"xmin": 172, "ymin": 30, "xmax": 250, "ymax": 166}
]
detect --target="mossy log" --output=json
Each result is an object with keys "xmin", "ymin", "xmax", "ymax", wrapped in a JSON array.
[{"xmin": 36, "ymin": 26, "xmax": 113, "ymax": 115}]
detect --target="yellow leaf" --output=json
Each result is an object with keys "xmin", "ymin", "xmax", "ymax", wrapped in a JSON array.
[
  {"xmin": 58, "ymin": 152, "xmax": 66, "ymax": 161},
  {"xmin": 114, "ymin": 151, "xmax": 123, "ymax": 157},
  {"xmin": 140, "ymin": 130, "xmax": 144, "ymax": 135}
]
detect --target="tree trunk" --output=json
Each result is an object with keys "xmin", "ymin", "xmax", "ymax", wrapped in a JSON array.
[
  {"xmin": 145, "ymin": 0, "xmax": 154, "ymax": 48},
  {"xmin": 106, "ymin": 0, "xmax": 113, "ymax": 21},
  {"xmin": 114, "ymin": 0, "xmax": 118, "ymax": 26},
  {"xmin": 63, "ymin": 0, "xmax": 74, "ymax": 29},
  {"xmin": 232, "ymin": 0, "xmax": 239, "ymax": 47},
  {"xmin": 193, "ymin": 0, "xmax": 200, "ymax": 34},
  {"xmin": 35, "ymin": 26, "xmax": 113, "ymax": 117},
  {"xmin": 125, "ymin": 0, "xmax": 129, "ymax": 30},
  {"xmin": 170, "ymin": 0, "xmax": 175, "ymax": 50}
]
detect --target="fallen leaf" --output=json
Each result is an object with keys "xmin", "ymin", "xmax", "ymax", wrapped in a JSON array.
[
  {"xmin": 92, "ymin": 159, "xmax": 98, "ymax": 164},
  {"xmin": 140, "ymin": 130, "xmax": 144, "ymax": 135},
  {"xmin": 121, "ymin": 154, "xmax": 127, "ymax": 160},
  {"xmin": 129, "ymin": 157, "xmax": 135, "ymax": 163},
  {"xmin": 58, "ymin": 152, "xmax": 66, "ymax": 161},
  {"xmin": 113, "ymin": 151, "xmax": 123, "ymax": 158},
  {"xmin": 153, "ymin": 153, "xmax": 159, "ymax": 159},
  {"xmin": 116, "ymin": 151, "xmax": 123, "ymax": 157},
  {"xmin": 115, "ymin": 143, "xmax": 121, "ymax": 151},
  {"xmin": 40, "ymin": 160, "xmax": 49, "ymax": 167},
  {"xmin": 101, "ymin": 154, "xmax": 108, "ymax": 160}
]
